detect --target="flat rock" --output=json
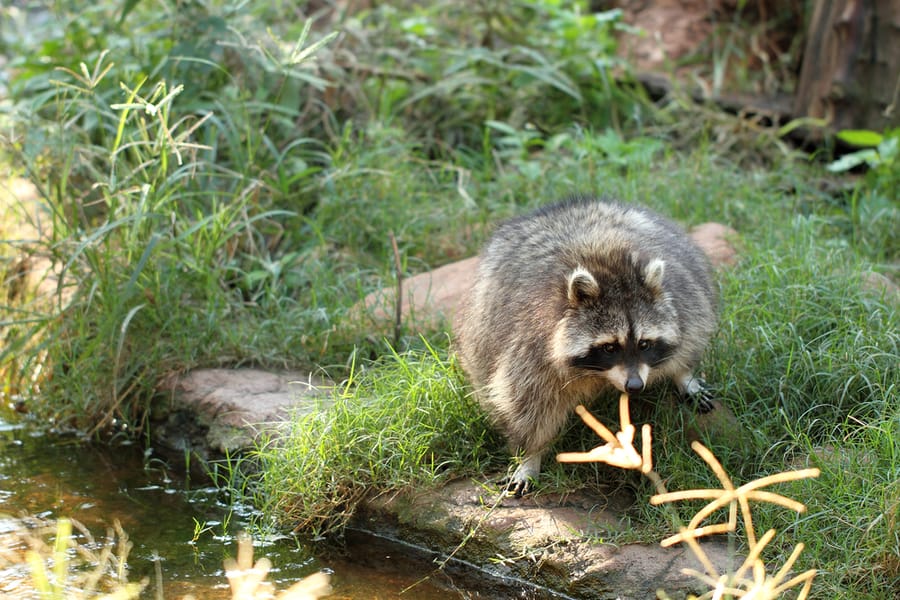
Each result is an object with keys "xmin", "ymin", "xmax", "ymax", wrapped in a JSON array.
[
  {"xmin": 153, "ymin": 369, "xmax": 331, "ymax": 458},
  {"xmin": 354, "ymin": 479, "xmax": 737, "ymax": 600},
  {"xmin": 355, "ymin": 222, "xmax": 739, "ymax": 334},
  {"xmin": 690, "ymin": 222, "xmax": 739, "ymax": 268}
]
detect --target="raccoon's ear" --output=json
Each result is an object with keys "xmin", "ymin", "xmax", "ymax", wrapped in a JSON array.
[
  {"xmin": 567, "ymin": 266, "xmax": 600, "ymax": 305},
  {"xmin": 643, "ymin": 258, "xmax": 665, "ymax": 293}
]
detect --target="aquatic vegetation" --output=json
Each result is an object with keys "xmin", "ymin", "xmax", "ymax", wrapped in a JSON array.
[
  {"xmin": 1, "ymin": 517, "xmax": 143, "ymax": 600},
  {"xmin": 1, "ymin": 517, "xmax": 331, "ymax": 599}
]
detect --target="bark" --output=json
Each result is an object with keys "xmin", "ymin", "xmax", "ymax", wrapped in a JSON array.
[{"xmin": 794, "ymin": 0, "xmax": 900, "ymax": 137}]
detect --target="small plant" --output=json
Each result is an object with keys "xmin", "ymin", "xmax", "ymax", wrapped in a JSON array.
[
  {"xmin": 827, "ymin": 129, "xmax": 899, "ymax": 175},
  {"xmin": 558, "ymin": 394, "xmax": 820, "ymax": 600},
  {"xmin": 189, "ymin": 518, "xmax": 215, "ymax": 546}
]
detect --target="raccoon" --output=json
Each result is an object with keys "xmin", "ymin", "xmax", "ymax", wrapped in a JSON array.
[{"xmin": 454, "ymin": 196, "xmax": 718, "ymax": 496}]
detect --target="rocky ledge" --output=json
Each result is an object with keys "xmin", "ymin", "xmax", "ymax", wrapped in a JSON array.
[{"xmin": 154, "ymin": 361, "xmax": 736, "ymax": 599}]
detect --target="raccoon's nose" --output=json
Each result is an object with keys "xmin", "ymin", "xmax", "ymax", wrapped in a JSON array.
[{"xmin": 625, "ymin": 376, "xmax": 645, "ymax": 393}]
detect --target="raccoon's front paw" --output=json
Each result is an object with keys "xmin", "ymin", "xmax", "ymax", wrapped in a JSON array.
[
  {"xmin": 504, "ymin": 474, "xmax": 532, "ymax": 498},
  {"xmin": 680, "ymin": 377, "xmax": 716, "ymax": 414},
  {"xmin": 503, "ymin": 455, "xmax": 541, "ymax": 498}
]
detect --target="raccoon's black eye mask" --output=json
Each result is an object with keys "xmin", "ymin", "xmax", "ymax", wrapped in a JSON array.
[
  {"xmin": 641, "ymin": 340, "xmax": 677, "ymax": 366},
  {"xmin": 570, "ymin": 339, "xmax": 676, "ymax": 371}
]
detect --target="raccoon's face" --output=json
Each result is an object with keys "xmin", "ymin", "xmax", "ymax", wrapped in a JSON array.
[{"xmin": 551, "ymin": 258, "xmax": 680, "ymax": 393}]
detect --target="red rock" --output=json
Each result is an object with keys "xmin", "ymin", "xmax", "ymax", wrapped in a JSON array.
[
  {"xmin": 690, "ymin": 222, "xmax": 740, "ymax": 268},
  {"xmin": 155, "ymin": 369, "xmax": 331, "ymax": 455}
]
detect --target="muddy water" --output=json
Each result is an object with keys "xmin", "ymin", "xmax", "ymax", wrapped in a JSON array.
[{"xmin": 0, "ymin": 417, "xmax": 563, "ymax": 599}]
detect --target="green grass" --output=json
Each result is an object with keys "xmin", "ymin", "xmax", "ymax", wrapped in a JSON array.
[
  {"xmin": 642, "ymin": 220, "xmax": 898, "ymax": 598},
  {"xmin": 251, "ymin": 148, "xmax": 898, "ymax": 596},
  {"xmin": 1, "ymin": 1, "xmax": 898, "ymax": 598}
]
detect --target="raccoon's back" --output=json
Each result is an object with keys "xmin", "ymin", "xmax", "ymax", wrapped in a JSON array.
[{"xmin": 482, "ymin": 197, "xmax": 707, "ymax": 275}]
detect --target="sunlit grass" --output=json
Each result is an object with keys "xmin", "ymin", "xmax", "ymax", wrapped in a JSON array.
[
  {"xmin": 1, "ymin": 517, "xmax": 144, "ymax": 600},
  {"xmin": 560, "ymin": 395, "xmax": 820, "ymax": 599},
  {"xmin": 555, "ymin": 391, "xmax": 899, "ymax": 598}
]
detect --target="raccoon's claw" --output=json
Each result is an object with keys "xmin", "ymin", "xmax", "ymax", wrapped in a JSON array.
[
  {"xmin": 692, "ymin": 388, "xmax": 716, "ymax": 414},
  {"xmin": 504, "ymin": 476, "xmax": 532, "ymax": 498},
  {"xmin": 679, "ymin": 377, "xmax": 716, "ymax": 414}
]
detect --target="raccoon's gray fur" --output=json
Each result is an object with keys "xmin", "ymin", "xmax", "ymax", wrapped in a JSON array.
[{"xmin": 454, "ymin": 196, "xmax": 718, "ymax": 496}]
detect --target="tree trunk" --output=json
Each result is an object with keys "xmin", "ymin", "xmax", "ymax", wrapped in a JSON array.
[{"xmin": 794, "ymin": 0, "xmax": 900, "ymax": 137}]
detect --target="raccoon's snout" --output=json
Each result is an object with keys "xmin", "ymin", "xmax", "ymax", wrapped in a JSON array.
[
  {"xmin": 625, "ymin": 373, "xmax": 645, "ymax": 393},
  {"xmin": 604, "ymin": 364, "xmax": 650, "ymax": 395}
]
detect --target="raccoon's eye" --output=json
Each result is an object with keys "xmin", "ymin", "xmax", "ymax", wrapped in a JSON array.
[
  {"xmin": 638, "ymin": 339, "xmax": 653, "ymax": 351},
  {"xmin": 602, "ymin": 343, "xmax": 619, "ymax": 353}
]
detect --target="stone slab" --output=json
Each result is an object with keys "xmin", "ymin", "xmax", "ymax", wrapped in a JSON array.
[{"xmin": 153, "ymin": 368, "xmax": 331, "ymax": 457}]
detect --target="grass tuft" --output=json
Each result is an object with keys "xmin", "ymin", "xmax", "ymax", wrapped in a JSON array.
[{"xmin": 252, "ymin": 341, "xmax": 502, "ymax": 537}]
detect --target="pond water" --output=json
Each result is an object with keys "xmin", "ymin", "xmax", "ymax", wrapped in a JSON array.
[{"xmin": 0, "ymin": 416, "xmax": 564, "ymax": 599}]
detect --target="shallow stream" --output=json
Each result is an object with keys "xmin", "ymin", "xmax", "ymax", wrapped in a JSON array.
[{"xmin": 0, "ymin": 416, "xmax": 560, "ymax": 599}]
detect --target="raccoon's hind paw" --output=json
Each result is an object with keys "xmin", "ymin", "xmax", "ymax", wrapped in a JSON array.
[{"xmin": 679, "ymin": 378, "xmax": 716, "ymax": 414}]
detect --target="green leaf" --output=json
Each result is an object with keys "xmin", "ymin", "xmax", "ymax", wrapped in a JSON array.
[
  {"xmin": 836, "ymin": 129, "xmax": 883, "ymax": 148},
  {"xmin": 118, "ymin": 0, "xmax": 142, "ymax": 25},
  {"xmin": 826, "ymin": 149, "xmax": 878, "ymax": 172},
  {"xmin": 485, "ymin": 120, "xmax": 520, "ymax": 136},
  {"xmin": 876, "ymin": 135, "xmax": 898, "ymax": 163}
]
